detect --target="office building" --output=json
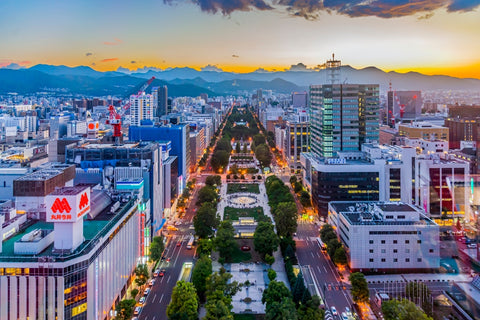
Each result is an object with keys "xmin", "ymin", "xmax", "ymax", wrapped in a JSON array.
[
  {"xmin": 445, "ymin": 117, "xmax": 480, "ymax": 149},
  {"xmin": 129, "ymin": 124, "xmax": 190, "ymax": 188},
  {"xmin": 130, "ymin": 93, "xmax": 153, "ymax": 126},
  {"xmin": 398, "ymin": 122, "xmax": 448, "ymax": 142},
  {"xmin": 292, "ymin": 92, "xmax": 308, "ymax": 109},
  {"xmin": 284, "ymin": 117, "xmax": 310, "ymax": 172},
  {"xmin": 310, "ymin": 84, "xmax": 380, "ymax": 158},
  {"xmin": 328, "ymin": 201, "xmax": 440, "ymax": 273},
  {"xmin": 386, "ymin": 91, "xmax": 422, "ymax": 126},
  {"xmin": 152, "ymin": 86, "xmax": 168, "ymax": 117}
]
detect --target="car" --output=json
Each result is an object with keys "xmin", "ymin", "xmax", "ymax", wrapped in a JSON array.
[
  {"xmin": 331, "ymin": 306, "xmax": 338, "ymax": 315},
  {"xmin": 161, "ymin": 255, "xmax": 166, "ymax": 260},
  {"xmin": 153, "ymin": 269, "xmax": 160, "ymax": 277},
  {"xmin": 149, "ymin": 279, "xmax": 155, "ymax": 286},
  {"xmin": 345, "ymin": 307, "xmax": 351, "ymax": 314},
  {"xmin": 177, "ymin": 241, "xmax": 182, "ymax": 247},
  {"xmin": 131, "ymin": 317, "xmax": 138, "ymax": 320},
  {"xmin": 133, "ymin": 306, "xmax": 142, "ymax": 316},
  {"xmin": 241, "ymin": 245, "xmax": 251, "ymax": 251},
  {"xmin": 159, "ymin": 269, "xmax": 166, "ymax": 277},
  {"xmin": 468, "ymin": 243, "xmax": 477, "ymax": 249},
  {"xmin": 144, "ymin": 288, "xmax": 151, "ymax": 296},
  {"xmin": 139, "ymin": 297, "xmax": 146, "ymax": 305},
  {"xmin": 166, "ymin": 257, "xmax": 171, "ymax": 263},
  {"xmin": 341, "ymin": 312, "xmax": 348, "ymax": 320}
]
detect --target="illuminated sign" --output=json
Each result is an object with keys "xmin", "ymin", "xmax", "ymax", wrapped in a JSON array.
[
  {"xmin": 46, "ymin": 187, "xmax": 91, "ymax": 223},
  {"xmin": 72, "ymin": 303, "xmax": 87, "ymax": 316}
]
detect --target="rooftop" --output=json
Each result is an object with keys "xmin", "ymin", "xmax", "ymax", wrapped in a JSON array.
[
  {"xmin": 49, "ymin": 185, "xmax": 88, "ymax": 196},
  {"xmin": 0, "ymin": 197, "xmax": 136, "ymax": 262}
]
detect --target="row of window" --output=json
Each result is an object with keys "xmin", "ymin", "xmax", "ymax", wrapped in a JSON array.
[
  {"xmin": 369, "ymin": 239, "xmax": 422, "ymax": 244},
  {"xmin": 369, "ymin": 231, "xmax": 420, "ymax": 235},
  {"xmin": 369, "ymin": 248, "xmax": 435, "ymax": 253},
  {"xmin": 369, "ymin": 258, "xmax": 423, "ymax": 263}
]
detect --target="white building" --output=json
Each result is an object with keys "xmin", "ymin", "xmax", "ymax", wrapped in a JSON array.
[
  {"xmin": 328, "ymin": 201, "xmax": 440, "ymax": 273},
  {"xmin": 130, "ymin": 93, "xmax": 154, "ymax": 126}
]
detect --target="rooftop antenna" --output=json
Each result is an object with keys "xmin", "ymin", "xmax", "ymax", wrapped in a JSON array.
[{"xmin": 325, "ymin": 53, "xmax": 341, "ymax": 85}]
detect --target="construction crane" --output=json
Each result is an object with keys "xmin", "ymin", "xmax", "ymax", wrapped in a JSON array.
[
  {"xmin": 106, "ymin": 105, "xmax": 122, "ymax": 145},
  {"xmin": 119, "ymin": 76, "xmax": 155, "ymax": 116}
]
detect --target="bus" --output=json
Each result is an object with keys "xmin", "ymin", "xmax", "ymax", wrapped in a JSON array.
[
  {"xmin": 317, "ymin": 238, "xmax": 327, "ymax": 252},
  {"xmin": 186, "ymin": 235, "xmax": 194, "ymax": 250}
]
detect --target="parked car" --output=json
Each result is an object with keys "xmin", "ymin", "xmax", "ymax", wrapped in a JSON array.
[
  {"xmin": 467, "ymin": 243, "xmax": 477, "ymax": 249},
  {"xmin": 331, "ymin": 306, "xmax": 338, "ymax": 315},
  {"xmin": 159, "ymin": 269, "xmax": 166, "ymax": 277},
  {"xmin": 133, "ymin": 306, "xmax": 142, "ymax": 316},
  {"xmin": 241, "ymin": 246, "xmax": 251, "ymax": 251},
  {"xmin": 341, "ymin": 312, "xmax": 348, "ymax": 320},
  {"xmin": 144, "ymin": 288, "xmax": 151, "ymax": 296},
  {"xmin": 139, "ymin": 297, "xmax": 146, "ymax": 305},
  {"xmin": 153, "ymin": 269, "xmax": 160, "ymax": 277},
  {"xmin": 149, "ymin": 279, "xmax": 155, "ymax": 286}
]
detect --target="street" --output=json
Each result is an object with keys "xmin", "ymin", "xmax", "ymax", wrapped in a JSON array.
[{"xmin": 295, "ymin": 220, "xmax": 354, "ymax": 319}]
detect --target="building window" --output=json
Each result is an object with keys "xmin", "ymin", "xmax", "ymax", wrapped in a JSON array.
[
  {"xmin": 381, "ymin": 240, "xmax": 386, "ymax": 244},
  {"xmin": 393, "ymin": 240, "xmax": 398, "ymax": 244},
  {"xmin": 405, "ymin": 258, "xmax": 410, "ymax": 262},
  {"xmin": 369, "ymin": 240, "xmax": 374, "ymax": 244},
  {"xmin": 405, "ymin": 240, "xmax": 410, "ymax": 244},
  {"xmin": 369, "ymin": 258, "xmax": 374, "ymax": 262},
  {"xmin": 381, "ymin": 258, "xmax": 386, "ymax": 262},
  {"xmin": 369, "ymin": 249, "xmax": 374, "ymax": 253},
  {"xmin": 406, "ymin": 249, "xmax": 410, "ymax": 253},
  {"xmin": 393, "ymin": 258, "xmax": 398, "ymax": 262},
  {"xmin": 417, "ymin": 240, "xmax": 422, "ymax": 244},
  {"xmin": 429, "ymin": 249, "xmax": 434, "ymax": 253},
  {"xmin": 417, "ymin": 258, "xmax": 422, "ymax": 262},
  {"xmin": 381, "ymin": 249, "xmax": 386, "ymax": 253},
  {"xmin": 393, "ymin": 249, "xmax": 398, "ymax": 253}
]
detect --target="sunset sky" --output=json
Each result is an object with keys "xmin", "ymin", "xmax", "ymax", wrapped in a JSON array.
[{"xmin": 1, "ymin": 0, "xmax": 480, "ymax": 78}]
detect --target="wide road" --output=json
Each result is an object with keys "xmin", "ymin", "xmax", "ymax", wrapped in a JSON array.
[
  {"xmin": 139, "ymin": 176, "xmax": 206, "ymax": 319},
  {"xmin": 296, "ymin": 220, "xmax": 354, "ymax": 319}
]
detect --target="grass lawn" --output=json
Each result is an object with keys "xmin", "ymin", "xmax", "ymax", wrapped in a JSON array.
[
  {"xmin": 224, "ymin": 206, "xmax": 266, "ymax": 221},
  {"xmin": 231, "ymin": 245, "xmax": 252, "ymax": 263},
  {"xmin": 227, "ymin": 183, "xmax": 260, "ymax": 194}
]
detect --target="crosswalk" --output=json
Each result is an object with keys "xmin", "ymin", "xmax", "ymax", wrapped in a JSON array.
[{"xmin": 324, "ymin": 310, "xmax": 334, "ymax": 320}]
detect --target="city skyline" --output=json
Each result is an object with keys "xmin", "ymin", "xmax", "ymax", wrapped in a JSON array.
[{"xmin": 1, "ymin": 0, "xmax": 480, "ymax": 78}]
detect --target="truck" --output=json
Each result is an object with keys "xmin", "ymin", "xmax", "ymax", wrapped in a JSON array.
[{"xmin": 186, "ymin": 235, "xmax": 194, "ymax": 250}]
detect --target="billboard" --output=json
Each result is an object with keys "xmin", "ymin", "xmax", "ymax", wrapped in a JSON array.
[{"xmin": 46, "ymin": 187, "xmax": 91, "ymax": 222}]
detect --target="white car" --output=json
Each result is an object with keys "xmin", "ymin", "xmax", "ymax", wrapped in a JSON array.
[
  {"xmin": 341, "ymin": 312, "xmax": 348, "ymax": 320},
  {"xmin": 149, "ymin": 279, "xmax": 156, "ymax": 286},
  {"xmin": 345, "ymin": 307, "xmax": 351, "ymax": 314},
  {"xmin": 468, "ymin": 243, "xmax": 477, "ymax": 249},
  {"xmin": 331, "ymin": 306, "xmax": 338, "ymax": 315},
  {"xmin": 133, "ymin": 306, "xmax": 142, "ymax": 316},
  {"xmin": 144, "ymin": 288, "xmax": 151, "ymax": 296},
  {"xmin": 139, "ymin": 297, "xmax": 146, "ymax": 305}
]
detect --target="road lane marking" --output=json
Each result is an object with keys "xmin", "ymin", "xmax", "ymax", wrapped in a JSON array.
[
  {"xmin": 317, "ymin": 266, "xmax": 322, "ymax": 274},
  {"xmin": 153, "ymin": 293, "xmax": 157, "ymax": 303},
  {"xmin": 310, "ymin": 252, "xmax": 315, "ymax": 258},
  {"xmin": 159, "ymin": 294, "xmax": 164, "ymax": 304},
  {"xmin": 316, "ymin": 252, "xmax": 321, "ymax": 257},
  {"xmin": 167, "ymin": 275, "xmax": 171, "ymax": 283},
  {"xmin": 324, "ymin": 266, "xmax": 328, "ymax": 272}
]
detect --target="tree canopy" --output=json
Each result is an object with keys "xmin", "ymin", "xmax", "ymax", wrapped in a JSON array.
[
  {"xmin": 193, "ymin": 202, "xmax": 219, "ymax": 239},
  {"xmin": 214, "ymin": 220, "xmax": 237, "ymax": 262},
  {"xmin": 134, "ymin": 264, "xmax": 149, "ymax": 287},
  {"xmin": 274, "ymin": 202, "xmax": 298, "ymax": 237},
  {"xmin": 205, "ymin": 175, "xmax": 222, "ymax": 187},
  {"xmin": 349, "ymin": 272, "xmax": 370, "ymax": 304},
  {"xmin": 204, "ymin": 268, "xmax": 242, "ymax": 320},
  {"xmin": 254, "ymin": 221, "xmax": 279, "ymax": 258},
  {"xmin": 196, "ymin": 185, "xmax": 218, "ymax": 206},
  {"xmin": 255, "ymin": 143, "xmax": 272, "ymax": 168},
  {"xmin": 150, "ymin": 236, "xmax": 165, "ymax": 262},
  {"xmin": 115, "ymin": 299, "xmax": 136, "ymax": 320},
  {"xmin": 192, "ymin": 255, "xmax": 212, "ymax": 303},
  {"xmin": 167, "ymin": 281, "xmax": 199, "ymax": 320},
  {"xmin": 382, "ymin": 299, "xmax": 432, "ymax": 320}
]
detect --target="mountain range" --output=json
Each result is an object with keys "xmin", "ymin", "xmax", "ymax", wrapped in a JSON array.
[{"xmin": 0, "ymin": 64, "xmax": 479, "ymax": 97}]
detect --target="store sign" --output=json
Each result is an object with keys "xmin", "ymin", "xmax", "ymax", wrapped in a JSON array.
[
  {"xmin": 325, "ymin": 158, "xmax": 346, "ymax": 165},
  {"xmin": 72, "ymin": 303, "xmax": 87, "ymax": 317},
  {"xmin": 46, "ymin": 187, "xmax": 91, "ymax": 222}
]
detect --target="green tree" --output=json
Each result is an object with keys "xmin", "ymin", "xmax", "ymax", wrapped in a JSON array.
[
  {"xmin": 265, "ymin": 253, "xmax": 275, "ymax": 265},
  {"xmin": 192, "ymin": 255, "xmax": 212, "ymax": 303},
  {"xmin": 150, "ymin": 236, "xmax": 165, "ymax": 262},
  {"xmin": 382, "ymin": 299, "xmax": 432, "ymax": 320},
  {"xmin": 297, "ymin": 295, "xmax": 325, "ymax": 320},
  {"xmin": 204, "ymin": 299, "xmax": 233, "ymax": 320},
  {"xmin": 115, "ymin": 299, "xmax": 136, "ymax": 320},
  {"xmin": 235, "ymin": 142, "xmax": 241, "ymax": 153},
  {"xmin": 299, "ymin": 191, "xmax": 311, "ymax": 207},
  {"xmin": 290, "ymin": 175, "xmax": 297, "ymax": 185},
  {"xmin": 292, "ymin": 272, "xmax": 310, "ymax": 305},
  {"xmin": 205, "ymin": 175, "xmax": 222, "ymax": 187},
  {"xmin": 333, "ymin": 246, "xmax": 348, "ymax": 266},
  {"xmin": 253, "ymin": 134, "xmax": 266, "ymax": 146},
  {"xmin": 130, "ymin": 289, "xmax": 138, "ymax": 298},
  {"xmin": 326, "ymin": 238, "xmax": 341, "ymax": 258},
  {"xmin": 211, "ymin": 150, "xmax": 230, "ymax": 172},
  {"xmin": 255, "ymin": 143, "xmax": 272, "ymax": 168},
  {"xmin": 294, "ymin": 182, "xmax": 303, "ymax": 193},
  {"xmin": 274, "ymin": 202, "xmax": 298, "ymax": 237},
  {"xmin": 242, "ymin": 143, "xmax": 248, "ymax": 153},
  {"xmin": 268, "ymin": 269, "xmax": 277, "ymax": 281},
  {"xmin": 216, "ymin": 138, "xmax": 232, "ymax": 153},
  {"xmin": 319, "ymin": 224, "xmax": 337, "ymax": 244},
  {"xmin": 194, "ymin": 202, "xmax": 219, "ymax": 239},
  {"xmin": 134, "ymin": 264, "xmax": 149, "ymax": 287},
  {"xmin": 265, "ymin": 297, "xmax": 298, "ymax": 320},
  {"xmin": 196, "ymin": 186, "xmax": 218, "ymax": 206},
  {"xmin": 197, "ymin": 238, "xmax": 214, "ymax": 257},
  {"xmin": 349, "ymin": 272, "xmax": 370, "ymax": 304},
  {"xmin": 262, "ymin": 280, "xmax": 292, "ymax": 305},
  {"xmin": 254, "ymin": 221, "xmax": 280, "ymax": 258},
  {"xmin": 204, "ymin": 267, "xmax": 242, "ymax": 319},
  {"xmin": 214, "ymin": 221, "xmax": 236, "ymax": 261},
  {"xmin": 167, "ymin": 281, "xmax": 199, "ymax": 320}
]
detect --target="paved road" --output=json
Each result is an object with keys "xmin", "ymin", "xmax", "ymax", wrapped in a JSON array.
[{"xmin": 295, "ymin": 221, "xmax": 354, "ymax": 320}]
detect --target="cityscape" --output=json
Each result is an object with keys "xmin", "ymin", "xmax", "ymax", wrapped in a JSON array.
[{"xmin": 1, "ymin": 1, "xmax": 480, "ymax": 320}]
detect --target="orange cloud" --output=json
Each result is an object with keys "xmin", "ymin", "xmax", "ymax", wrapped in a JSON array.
[
  {"xmin": 100, "ymin": 58, "xmax": 119, "ymax": 63},
  {"xmin": 0, "ymin": 59, "xmax": 31, "ymax": 68},
  {"xmin": 103, "ymin": 38, "xmax": 123, "ymax": 46}
]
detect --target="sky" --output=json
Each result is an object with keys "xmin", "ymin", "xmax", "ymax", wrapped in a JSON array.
[{"xmin": 1, "ymin": 0, "xmax": 480, "ymax": 78}]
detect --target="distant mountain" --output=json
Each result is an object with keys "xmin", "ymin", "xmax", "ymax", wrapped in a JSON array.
[
  {"xmin": 0, "ymin": 69, "xmax": 217, "ymax": 97},
  {"xmin": 29, "ymin": 64, "xmax": 121, "ymax": 78}
]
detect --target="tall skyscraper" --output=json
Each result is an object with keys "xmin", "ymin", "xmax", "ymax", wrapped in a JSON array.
[
  {"xmin": 310, "ymin": 84, "xmax": 380, "ymax": 157},
  {"xmin": 130, "ymin": 93, "xmax": 153, "ymax": 126},
  {"xmin": 152, "ymin": 86, "xmax": 168, "ymax": 117}
]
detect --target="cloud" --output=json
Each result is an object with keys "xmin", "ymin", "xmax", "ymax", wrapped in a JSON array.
[
  {"xmin": 288, "ymin": 62, "xmax": 308, "ymax": 71},
  {"xmin": 91, "ymin": 63, "xmax": 96, "ymax": 66},
  {"xmin": 85, "ymin": 52, "xmax": 93, "ymax": 57},
  {"xmin": 103, "ymin": 38, "xmax": 123, "ymax": 46},
  {"xmin": 100, "ymin": 58, "xmax": 119, "ymax": 63},
  {"xmin": 232, "ymin": 54, "xmax": 239, "ymax": 58},
  {"xmin": 166, "ymin": 0, "xmax": 480, "ymax": 19},
  {"xmin": 0, "ymin": 60, "xmax": 30, "ymax": 69},
  {"xmin": 253, "ymin": 68, "xmax": 271, "ymax": 73},
  {"xmin": 417, "ymin": 12, "xmax": 435, "ymax": 20},
  {"xmin": 201, "ymin": 64, "xmax": 224, "ymax": 72},
  {"xmin": 131, "ymin": 60, "xmax": 137, "ymax": 64}
]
